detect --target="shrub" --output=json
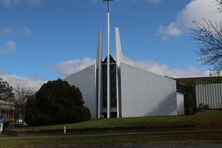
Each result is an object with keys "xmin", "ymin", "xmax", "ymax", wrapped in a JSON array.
[{"xmin": 25, "ymin": 79, "xmax": 90, "ymax": 126}]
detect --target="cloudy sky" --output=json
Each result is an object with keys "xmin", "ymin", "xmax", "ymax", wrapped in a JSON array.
[{"xmin": 0, "ymin": 0, "xmax": 221, "ymax": 90}]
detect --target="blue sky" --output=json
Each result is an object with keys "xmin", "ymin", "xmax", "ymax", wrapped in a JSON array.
[{"xmin": 0, "ymin": 0, "xmax": 221, "ymax": 90}]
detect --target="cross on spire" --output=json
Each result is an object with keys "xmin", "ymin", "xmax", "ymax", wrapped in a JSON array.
[{"xmin": 103, "ymin": 0, "xmax": 114, "ymax": 12}]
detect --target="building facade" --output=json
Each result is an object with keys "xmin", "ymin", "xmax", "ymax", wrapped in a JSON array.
[
  {"xmin": 175, "ymin": 76, "xmax": 222, "ymax": 114},
  {"xmin": 65, "ymin": 28, "xmax": 178, "ymax": 119},
  {"xmin": 0, "ymin": 100, "xmax": 15, "ymax": 121}
]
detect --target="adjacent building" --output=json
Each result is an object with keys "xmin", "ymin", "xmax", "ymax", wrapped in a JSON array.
[
  {"xmin": 0, "ymin": 100, "xmax": 15, "ymax": 121},
  {"xmin": 176, "ymin": 77, "xmax": 222, "ymax": 112}
]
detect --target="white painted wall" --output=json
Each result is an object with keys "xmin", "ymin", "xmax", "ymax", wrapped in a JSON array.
[
  {"xmin": 120, "ymin": 63, "xmax": 177, "ymax": 117},
  {"xmin": 64, "ymin": 65, "xmax": 97, "ymax": 118},
  {"xmin": 177, "ymin": 93, "xmax": 184, "ymax": 115}
]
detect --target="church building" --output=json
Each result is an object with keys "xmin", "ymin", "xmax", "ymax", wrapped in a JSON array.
[{"xmin": 65, "ymin": 0, "xmax": 179, "ymax": 119}]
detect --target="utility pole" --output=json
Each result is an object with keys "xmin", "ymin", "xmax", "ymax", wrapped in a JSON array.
[{"xmin": 103, "ymin": 0, "xmax": 113, "ymax": 118}]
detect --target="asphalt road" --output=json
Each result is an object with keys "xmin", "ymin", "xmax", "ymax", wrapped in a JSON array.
[
  {"xmin": 65, "ymin": 143, "xmax": 222, "ymax": 148},
  {"xmin": 29, "ymin": 143, "xmax": 222, "ymax": 148}
]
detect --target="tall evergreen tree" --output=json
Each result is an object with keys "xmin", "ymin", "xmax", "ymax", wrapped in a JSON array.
[{"xmin": 25, "ymin": 79, "xmax": 90, "ymax": 126}]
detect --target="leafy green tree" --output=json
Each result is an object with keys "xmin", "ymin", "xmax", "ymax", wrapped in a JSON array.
[
  {"xmin": 177, "ymin": 81, "xmax": 196, "ymax": 115},
  {"xmin": 25, "ymin": 79, "xmax": 90, "ymax": 126},
  {"xmin": 0, "ymin": 78, "xmax": 14, "ymax": 102}
]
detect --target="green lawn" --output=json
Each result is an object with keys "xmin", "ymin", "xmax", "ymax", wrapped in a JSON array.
[
  {"xmin": 1, "ymin": 111, "xmax": 221, "ymax": 148},
  {"xmin": 0, "ymin": 132, "xmax": 221, "ymax": 148},
  {"xmin": 14, "ymin": 111, "xmax": 222, "ymax": 131}
]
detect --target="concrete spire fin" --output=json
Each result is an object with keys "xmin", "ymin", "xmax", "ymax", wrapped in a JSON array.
[
  {"xmin": 115, "ymin": 27, "xmax": 123, "ymax": 67},
  {"xmin": 115, "ymin": 27, "xmax": 122, "ymax": 118},
  {"xmin": 96, "ymin": 29, "xmax": 102, "ymax": 66},
  {"xmin": 96, "ymin": 29, "xmax": 102, "ymax": 119}
]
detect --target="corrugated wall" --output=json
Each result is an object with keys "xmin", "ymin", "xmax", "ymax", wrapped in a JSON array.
[{"xmin": 196, "ymin": 83, "xmax": 222, "ymax": 109}]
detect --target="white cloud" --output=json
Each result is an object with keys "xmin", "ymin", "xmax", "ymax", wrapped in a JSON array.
[
  {"xmin": 1, "ymin": 28, "xmax": 15, "ymax": 35},
  {"xmin": 0, "ymin": 69, "xmax": 7, "ymax": 75},
  {"xmin": 51, "ymin": 57, "xmax": 95, "ymax": 77},
  {"xmin": 158, "ymin": 0, "xmax": 222, "ymax": 38},
  {"xmin": 28, "ymin": 73, "xmax": 40, "ymax": 80},
  {"xmin": 51, "ymin": 56, "xmax": 210, "ymax": 78},
  {"xmin": 1, "ymin": 27, "xmax": 33, "ymax": 37},
  {"xmin": 7, "ymin": 40, "xmax": 16, "ymax": 49},
  {"xmin": 122, "ymin": 56, "xmax": 209, "ymax": 78},
  {"xmin": 0, "ymin": 0, "xmax": 41, "ymax": 7},
  {"xmin": 1, "ymin": 74, "xmax": 45, "ymax": 92},
  {"xmin": 0, "ymin": 40, "xmax": 16, "ymax": 54},
  {"xmin": 0, "ymin": 27, "xmax": 33, "ymax": 54}
]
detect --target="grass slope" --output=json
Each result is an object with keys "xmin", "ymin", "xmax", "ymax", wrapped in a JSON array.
[
  {"xmin": 1, "ymin": 111, "xmax": 221, "ymax": 147},
  {"xmin": 15, "ymin": 111, "xmax": 222, "ymax": 131}
]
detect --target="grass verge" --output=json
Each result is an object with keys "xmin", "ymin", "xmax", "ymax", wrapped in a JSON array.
[{"xmin": 14, "ymin": 111, "xmax": 222, "ymax": 131}]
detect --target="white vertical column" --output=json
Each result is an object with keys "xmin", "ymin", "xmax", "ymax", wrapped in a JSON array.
[
  {"xmin": 115, "ymin": 27, "xmax": 122, "ymax": 66},
  {"xmin": 96, "ymin": 29, "xmax": 102, "ymax": 119},
  {"xmin": 107, "ymin": 11, "xmax": 111, "ymax": 119},
  {"xmin": 115, "ymin": 27, "xmax": 122, "ymax": 118}
]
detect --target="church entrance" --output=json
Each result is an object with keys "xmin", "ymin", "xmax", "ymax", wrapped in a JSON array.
[{"xmin": 102, "ymin": 55, "xmax": 117, "ymax": 118}]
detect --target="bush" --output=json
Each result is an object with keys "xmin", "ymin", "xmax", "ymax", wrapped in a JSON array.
[{"xmin": 25, "ymin": 79, "xmax": 91, "ymax": 126}]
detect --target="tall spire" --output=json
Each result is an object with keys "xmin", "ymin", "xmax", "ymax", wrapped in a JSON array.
[
  {"xmin": 103, "ymin": 0, "xmax": 113, "ymax": 118},
  {"xmin": 115, "ymin": 27, "xmax": 122, "ymax": 67},
  {"xmin": 115, "ymin": 27, "xmax": 122, "ymax": 118},
  {"xmin": 96, "ymin": 29, "xmax": 102, "ymax": 119}
]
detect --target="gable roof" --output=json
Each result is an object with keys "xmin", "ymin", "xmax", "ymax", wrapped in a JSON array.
[{"xmin": 103, "ymin": 55, "xmax": 116, "ymax": 64}]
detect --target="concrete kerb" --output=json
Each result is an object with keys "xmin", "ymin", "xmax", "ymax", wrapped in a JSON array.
[{"xmin": 4, "ymin": 124, "xmax": 198, "ymax": 136}]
